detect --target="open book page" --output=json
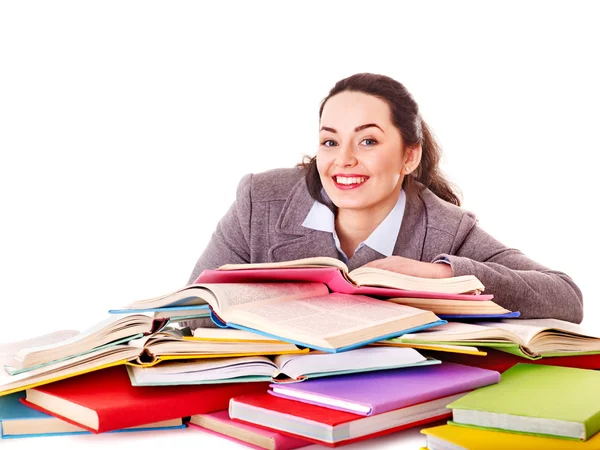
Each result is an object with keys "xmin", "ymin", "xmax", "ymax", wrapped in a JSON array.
[
  {"xmin": 348, "ymin": 267, "xmax": 485, "ymax": 294},
  {"xmin": 225, "ymin": 293, "xmax": 438, "ymax": 349},
  {"xmin": 130, "ymin": 329, "xmax": 302, "ymax": 357},
  {"xmin": 120, "ymin": 285, "xmax": 220, "ymax": 310},
  {"xmin": 272, "ymin": 346, "xmax": 427, "ymax": 380},
  {"xmin": 474, "ymin": 318, "xmax": 600, "ymax": 347},
  {"xmin": 386, "ymin": 297, "xmax": 510, "ymax": 315},
  {"xmin": 12, "ymin": 315, "xmax": 154, "ymax": 370},
  {"xmin": 218, "ymin": 256, "xmax": 349, "ymax": 272},
  {"xmin": 400, "ymin": 322, "xmax": 520, "ymax": 343},
  {"xmin": 128, "ymin": 356, "xmax": 277, "ymax": 384},
  {"xmin": 205, "ymin": 282, "xmax": 329, "ymax": 313},
  {"xmin": 0, "ymin": 344, "xmax": 141, "ymax": 396},
  {"xmin": 0, "ymin": 330, "xmax": 79, "ymax": 368}
]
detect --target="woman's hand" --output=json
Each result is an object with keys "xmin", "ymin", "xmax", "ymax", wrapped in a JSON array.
[{"xmin": 361, "ymin": 256, "xmax": 453, "ymax": 279}]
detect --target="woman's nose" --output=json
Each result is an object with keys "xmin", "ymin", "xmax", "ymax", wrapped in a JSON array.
[{"xmin": 334, "ymin": 145, "xmax": 358, "ymax": 168}]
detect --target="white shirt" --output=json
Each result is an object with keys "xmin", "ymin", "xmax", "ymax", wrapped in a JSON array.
[{"xmin": 301, "ymin": 190, "xmax": 407, "ymax": 262}]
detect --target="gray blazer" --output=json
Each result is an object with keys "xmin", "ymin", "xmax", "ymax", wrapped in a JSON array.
[{"xmin": 187, "ymin": 167, "xmax": 583, "ymax": 324}]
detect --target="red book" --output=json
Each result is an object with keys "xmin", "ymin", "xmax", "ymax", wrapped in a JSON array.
[
  {"xmin": 21, "ymin": 365, "xmax": 269, "ymax": 433},
  {"xmin": 229, "ymin": 391, "xmax": 454, "ymax": 447},
  {"xmin": 423, "ymin": 348, "xmax": 600, "ymax": 373}
]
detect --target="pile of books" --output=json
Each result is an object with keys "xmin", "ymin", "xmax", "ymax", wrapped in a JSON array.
[{"xmin": 1, "ymin": 257, "xmax": 599, "ymax": 449}]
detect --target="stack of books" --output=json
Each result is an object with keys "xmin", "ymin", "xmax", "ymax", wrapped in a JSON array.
[
  {"xmin": 0, "ymin": 257, "xmax": 598, "ymax": 448},
  {"xmin": 421, "ymin": 363, "xmax": 600, "ymax": 449}
]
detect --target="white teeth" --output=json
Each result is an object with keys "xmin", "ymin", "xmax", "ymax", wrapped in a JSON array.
[{"xmin": 335, "ymin": 176, "xmax": 367, "ymax": 185}]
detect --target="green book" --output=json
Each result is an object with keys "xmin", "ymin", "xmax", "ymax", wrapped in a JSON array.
[{"xmin": 447, "ymin": 363, "xmax": 600, "ymax": 441}]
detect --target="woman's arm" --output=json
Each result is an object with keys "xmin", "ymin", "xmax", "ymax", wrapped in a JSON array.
[
  {"xmin": 362, "ymin": 224, "xmax": 583, "ymax": 323},
  {"xmin": 432, "ymin": 224, "xmax": 584, "ymax": 323}
]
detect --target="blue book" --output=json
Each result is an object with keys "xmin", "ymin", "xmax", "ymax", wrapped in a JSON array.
[
  {"xmin": 439, "ymin": 311, "xmax": 521, "ymax": 320},
  {"xmin": 0, "ymin": 392, "xmax": 185, "ymax": 439}
]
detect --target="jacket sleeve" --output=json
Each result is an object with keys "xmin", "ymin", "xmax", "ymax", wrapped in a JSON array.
[
  {"xmin": 181, "ymin": 173, "xmax": 253, "ymax": 329},
  {"xmin": 433, "ymin": 218, "xmax": 584, "ymax": 323}
]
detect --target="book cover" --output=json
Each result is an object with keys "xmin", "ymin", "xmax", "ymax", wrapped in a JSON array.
[
  {"xmin": 447, "ymin": 363, "xmax": 600, "ymax": 440},
  {"xmin": 22, "ymin": 365, "xmax": 269, "ymax": 433},
  {"xmin": 0, "ymin": 391, "xmax": 184, "ymax": 439},
  {"xmin": 196, "ymin": 267, "xmax": 494, "ymax": 300},
  {"xmin": 189, "ymin": 410, "xmax": 309, "ymax": 450},
  {"xmin": 230, "ymin": 391, "xmax": 452, "ymax": 447},
  {"xmin": 269, "ymin": 362, "xmax": 500, "ymax": 415},
  {"xmin": 422, "ymin": 423, "xmax": 600, "ymax": 449}
]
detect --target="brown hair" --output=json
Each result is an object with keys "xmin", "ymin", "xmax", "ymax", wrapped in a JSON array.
[{"xmin": 300, "ymin": 73, "xmax": 461, "ymax": 208}]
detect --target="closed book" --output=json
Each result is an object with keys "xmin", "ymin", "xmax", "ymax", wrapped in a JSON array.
[
  {"xmin": 269, "ymin": 362, "xmax": 500, "ymax": 416},
  {"xmin": 189, "ymin": 410, "xmax": 309, "ymax": 450},
  {"xmin": 0, "ymin": 391, "xmax": 184, "ymax": 439},
  {"xmin": 447, "ymin": 363, "xmax": 600, "ymax": 440},
  {"xmin": 229, "ymin": 391, "xmax": 454, "ymax": 447},
  {"xmin": 22, "ymin": 365, "xmax": 269, "ymax": 433},
  {"xmin": 422, "ymin": 423, "xmax": 600, "ymax": 449}
]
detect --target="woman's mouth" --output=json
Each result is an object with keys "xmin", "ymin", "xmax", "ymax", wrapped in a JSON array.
[{"xmin": 332, "ymin": 175, "xmax": 369, "ymax": 190}]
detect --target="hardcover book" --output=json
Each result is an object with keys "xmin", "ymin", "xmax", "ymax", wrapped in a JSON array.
[
  {"xmin": 229, "ymin": 390, "xmax": 457, "ymax": 447},
  {"xmin": 447, "ymin": 363, "xmax": 600, "ymax": 440},
  {"xmin": 268, "ymin": 362, "xmax": 500, "ymax": 416},
  {"xmin": 189, "ymin": 410, "xmax": 309, "ymax": 450},
  {"xmin": 21, "ymin": 365, "xmax": 270, "ymax": 433},
  {"xmin": 422, "ymin": 424, "xmax": 600, "ymax": 450},
  {"xmin": 0, "ymin": 391, "xmax": 184, "ymax": 439}
]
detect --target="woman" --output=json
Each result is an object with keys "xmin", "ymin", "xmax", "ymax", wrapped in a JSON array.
[{"xmin": 186, "ymin": 73, "xmax": 583, "ymax": 325}]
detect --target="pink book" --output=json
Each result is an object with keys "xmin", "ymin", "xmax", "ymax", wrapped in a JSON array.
[
  {"xmin": 196, "ymin": 267, "xmax": 493, "ymax": 301},
  {"xmin": 189, "ymin": 410, "xmax": 310, "ymax": 450}
]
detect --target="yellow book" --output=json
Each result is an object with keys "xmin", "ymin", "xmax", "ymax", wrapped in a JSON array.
[
  {"xmin": 372, "ymin": 340, "xmax": 487, "ymax": 356},
  {"xmin": 185, "ymin": 327, "xmax": 290, "ymax": 344},
  {"xmin": 421, "ymin": 424, "xmax": 600, "ymax": 449}
]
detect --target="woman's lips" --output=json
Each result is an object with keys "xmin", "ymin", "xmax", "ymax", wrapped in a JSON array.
[{"xmin": 332, "ymin": 175, "xmax": 369, "ymax": 190}]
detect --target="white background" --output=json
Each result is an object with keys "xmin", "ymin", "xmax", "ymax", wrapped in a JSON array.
[{"xmin": 1, "ymin": 1, "xmax": 599, "ymax": 449}]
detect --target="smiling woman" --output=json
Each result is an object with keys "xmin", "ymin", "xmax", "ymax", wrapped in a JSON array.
[{"xmin": 185, "ymin": 73, "xmax": 583, "ymax": 326}]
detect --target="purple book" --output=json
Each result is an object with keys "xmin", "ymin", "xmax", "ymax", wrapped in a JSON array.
[{"xmin": 269, "ymin": 362, "xmax": 500, "ymax": 416}]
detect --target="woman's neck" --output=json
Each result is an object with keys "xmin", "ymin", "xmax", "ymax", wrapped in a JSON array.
[{"xmin": 334, "ymin": 188, "xmax": 402, "ymax": 258}]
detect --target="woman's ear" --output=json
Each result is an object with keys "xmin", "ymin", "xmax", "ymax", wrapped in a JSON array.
[{"xmin": 403, "ymin": 145, "xmax": 422, "ymax": 174}]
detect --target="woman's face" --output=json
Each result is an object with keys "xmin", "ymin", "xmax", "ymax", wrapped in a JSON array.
[{"xmin": 317, "ymin": 91, "xmax": 408, "ymax": 215}]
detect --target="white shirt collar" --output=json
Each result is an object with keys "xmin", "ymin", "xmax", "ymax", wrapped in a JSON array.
[{"xmin": 301, "ymin": 190, "xmax": 406, "ymax": 259}]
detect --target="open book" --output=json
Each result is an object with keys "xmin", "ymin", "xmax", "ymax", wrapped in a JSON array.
[
  {"xmin": 116, "ymin": 282, "xmax": 445, "ymax": 352},
  {"xmin": 200, "ymin": 257, "xmax": 489, "ymax": 299},
  {"xmin": 398, "ymin": 318, "xmax": 600, "ymax": 359},
  {"xmin": 385, "ymin": 297, "xmax": 517, "ymax": 318},
  {"xmin": 126, "ymin": 346, "xmax": 439, "ymax": 385},
  {"xmin": 6, "ymin": 314, "xmax": 169, "ymax": 373},
  {"xmin": 0, "ymin": 328, "xmax": 304, "ymax": 397}
]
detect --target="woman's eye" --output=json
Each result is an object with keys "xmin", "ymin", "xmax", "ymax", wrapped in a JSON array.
[
  {"xmin": 321, "ymin": 140, "xmax": 337, "ymax": 147},
  {"xmin": 362, "ymin": 138, "xmax": 377, "ymax": 146}
]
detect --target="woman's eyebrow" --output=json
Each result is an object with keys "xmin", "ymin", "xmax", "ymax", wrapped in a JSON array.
[{"xmin": 320, "ymin": 123, "xmax": 385, "ymax": 134}]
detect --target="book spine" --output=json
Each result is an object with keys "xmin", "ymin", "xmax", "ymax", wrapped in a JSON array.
[{"xmin": 585, "ymin": 408, "xmax": 600, "ymax": 440}]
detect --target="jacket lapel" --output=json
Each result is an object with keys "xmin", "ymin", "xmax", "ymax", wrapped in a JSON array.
[{"xmin": 268, "ymin": 177, "xmax": 339, "ymax": 261}]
